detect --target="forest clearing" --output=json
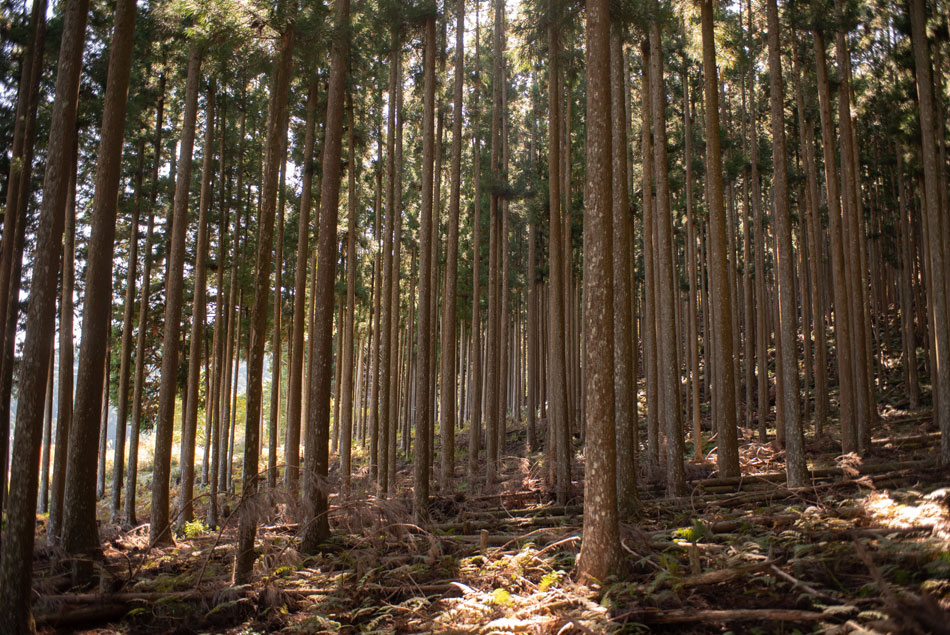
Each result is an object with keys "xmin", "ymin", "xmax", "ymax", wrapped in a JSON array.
[{"xmin": 1, "ymin": 0, "xmax": 949, "ymax": 632}]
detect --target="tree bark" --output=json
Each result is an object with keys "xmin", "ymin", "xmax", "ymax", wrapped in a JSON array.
[
  {"xmin": 412, "ymin": 14, "xmax": 437, "ymax": 521},
  {"xmin": 285, "ymin": 78, "xmax": 318, "ymax": 492},
  {"xmin": 49, "ymin": 145, "xmax": 78, "ymax": 545},
  {"xmin": 610, "ymin": 22, "xmax": 637, "ymax": 519},
  {"xmin": 700, "ymin": 0, "xmax": 739, "ymax": 477},
  {"xmin": 548, "ymin": 0, "xmax": 571, "ymax": 504},
  {"xmin": 577, "ymin": 0, "xmax": 620, "ymax": 584},
  {"xmin": 650, "ymin": 18, "xmax": 686, "ymax": 496},
  {"xmin": 301, "ymin": 0, "xmax": 350, "ymax": 553},
  {"xmin": 234, "ymin": 9, "xmax": 296, "ymax": 582},
  {"xmin": 814, "ymin": 27, "xmax": 856, "ymax": 453},
  {"xmin": 765, "ymin": 0, "xmax": 806, "ymax": 486},
  {"xmin": 440, "ymin": 0, "xmax": 464, "ymax": 487},
  {"xmin": 0, "ymin": 0, "xmax": 89, "ymax": 627},
  {"xmin": 178, "ymin": 84, "xmax": 216, "ymax": 527},
  {"xmin": 908, "ymin": 0, "xmax": 950, "ymax": 464},
  {"xmin": 150, "ymin": 43, "xmax": 202, "ymax": 547},
  {"xmin": 268, "ymin": 154, "xmax": 288, "ymax": 488},
  {"xmin": 340, "ymin": 96, "xmax": 358, "ymax": 486}
]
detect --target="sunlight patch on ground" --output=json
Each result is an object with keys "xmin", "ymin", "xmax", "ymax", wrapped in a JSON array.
[{"xmin": 862, "ymin": 488, "xmax": 950, "ymax": 534}]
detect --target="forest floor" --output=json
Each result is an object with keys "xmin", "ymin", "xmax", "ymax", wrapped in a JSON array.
[{"xmin": 30, "ymin": 410, "xmax": 950, "ymax": 634}]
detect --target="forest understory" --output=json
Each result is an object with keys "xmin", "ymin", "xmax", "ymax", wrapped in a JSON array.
[{"xmin": 30, "ymin": 400, "xmax": 950, "ymax": 634}]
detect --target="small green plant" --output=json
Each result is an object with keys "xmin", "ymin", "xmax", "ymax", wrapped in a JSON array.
[{"xmin": 180, "ymin": 518, "xmax": 208, "ymax": 539}]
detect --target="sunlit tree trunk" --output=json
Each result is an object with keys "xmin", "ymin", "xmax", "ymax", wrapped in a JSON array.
[{"xmin": 577, "ymin": 0, "xmax": 620, "ymax": 584}]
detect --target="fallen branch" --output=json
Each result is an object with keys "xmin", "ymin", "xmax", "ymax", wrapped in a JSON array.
[
  {"xmin": 680, "ymin": 559, "xmax": 776, "ymax": 588},
  {"xmin": 615, "ymin": 607, "xmax": 830, "ymax": 625}
]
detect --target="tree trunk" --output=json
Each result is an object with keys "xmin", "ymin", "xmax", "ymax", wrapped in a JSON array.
[
  {"xmin": 814, "ymin": 27, "xmax": 856, "ymax": 453},
  {"xmin": 96, "ymin": 340, "xmax": 112, "ymax": 500},
  {"xmin": 439, "ymin": 0, "xmax": 464, "ymax": 487},
  {"xmin": 650, "ymin": 19, "xmax": 686, "ymax": 496},
  {"xmin": 684, "ymin": 72, "xmax": 702, "ymax": 461},
  {"xmin": 548, "ymin": 0, "xmax": 571, "ymax": 504},
  {"xmin": 340, "ymin": 97, "xmax": 358, "ymax": 486},
  {"xmin": 380, "ymin": 32, "xmax": 400, "ymax": 494},
  {"xmin": 765, "ymin": 0, "xmax": 806, "ymax": 486},
  {"xmin": 234, "ymin": 9, "xmax": 296, "ymax": 582},
  {"xmin": 791, "ymin": 41, "xmax": 829, "ymax": 436},
  {"xmin": 0, "ymin": 0, "xmax": 89, "ymax": 627},
  {"xmin": 413, "ymin": 14, "xmax": 437, "ymax": 521},
  {"xmin": 468, "ymin": 2, "xmax": 483, "ymax": 480},
  {"xmin": 640, "ymin": 39, "xmax": 659, "ymax": 472},
  {"xmin": 49, "ymin": 147, "xmax": 78, "ymax": 545},
  {"xmin": 178, "ymin": 84, "xmax": 216, "ymax": 528},
  {"xmin": 700, "ymin": 0, "xmax": 739, "ymax": 477},
  {"xmin": 577, "ymin": 0, "xmax": 620, "ymax": 584},
  {"xmin": 300, "ymin": 0, "xmax": 350, "ymax": 553},
  {"xmin": 908, "ymin": 0, "xmax": 950, "ymax": 464},
  {"xmin": 268, "ymin": 155, "xmax": 288, "ymax": 489},
  {"xmin": 150, "ymin": 43, "xmax": 202, "ymax": 547},
  {"xmin": 285, "ymin": 78, "xmax": 318, "ymax": 492},
  {"xmin": 610, "ymin": 22, "xmax": 637, "ymax": 519}
]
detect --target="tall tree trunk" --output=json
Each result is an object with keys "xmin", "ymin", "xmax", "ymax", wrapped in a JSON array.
[
  {"xmin": 285, "ymin": 78, "xmax": 318, "ymax": 491},
  {"xmin": 340, "ymin": 97, "xmax": 358, "ymax": 485},
  {"xmin": 301, "ymin": 0, "xmax": 350, "ymax": 552},
  {"xmin": 685, "ymin": 72, "xmax": 702, "ymax": 461},
  {"xmin": 640, "ymin": 39, "xmax": 659, "ymax": 471},
  {"xmin": 468, "ymin": 2, "xmax": 483, "ymax": 480},
  {"xmin": 178, "ymin": 84, "xmax": 216, "ymax": 527},
  {"xmin": 908, "ymin": 0, "xmax": 950, "ymax": 463},
  {"xmin": 485, "ymin": 0, "xmax": 505, "ymax": 482},
  {"xmin": 112, "ymin": 85, "xmax": 161, "ymax": 520},
  {"xmin": 96, "ymin": 340, "xmax": 112, "ymax": 500},
  {"xmin": 150, "ymin": 44, "xmax": 203, "ymax": 547},
  {"xmin": 413, "ymin": 14, "xmax": 437, "ymax": 521},
  {"xmin": 814, "ymin": 27, "xmax": 856, "ymax": 453},
  {"xmin": 700, "ymin": 0, "xmax": 739, "ymax": 477},
  {"xmin": 0, "ymin": 1, "xmax": 47, "ymax": 491},
  {"xmin": 610, "ymin": 22, "xmax": 637, "ymax": 519},
  {"xmin": 379, "ymin": 32, "xmax": 400, "ymax": 494},
  {"xmin": 234, "ymin": 9, "xmax": 296, "ymax": 582},
  {"xmin": 792, "ymin": 41, "xmax": 829, "ymax": 436},
  {"xmin": 440, "ymin": 0, "xmax": 464, "ymax": 487},
  {"xmin": 832, "ymin": 0, "xmax": 871, "ymax": 454},
  {"xmin": 0, "ymin": 0, "xmax": 90, "ymax": 627},
  {"xmin": 765, "ymin": 0, "xmax": 806, "ymax": 486},
  {"xmin": 548, "ymin": 0, "xmax": 571, "ymax": 504},
  {"xmin": 578, "ymin": 0, "xmax": 619, "ymax": 584},
  {"xmin": 49, "ymin": 146, "xmax": 78, "ymax": 545},
  {"xmin": 268, "ymin": 157, "xmax": 288, "ymax": 488},
  {"xmin": 650, "ymin": 18, "xmax": 686, "ymax": 495}
]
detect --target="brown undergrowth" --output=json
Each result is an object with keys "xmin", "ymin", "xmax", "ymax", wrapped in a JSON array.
[{"xmin": 30, "ymin": 410, "xmax": 950, "ymax": 634}]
